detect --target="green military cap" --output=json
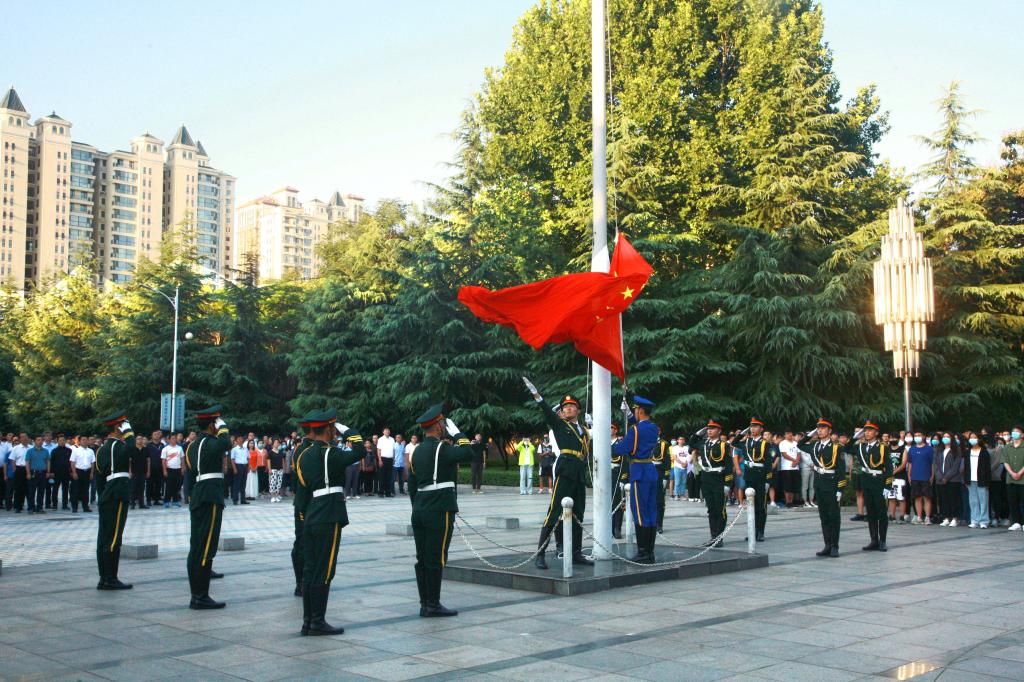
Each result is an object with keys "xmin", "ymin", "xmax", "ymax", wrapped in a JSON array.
[
  {"xmin": 301, "ymin": 409, "xmax": 338, "ymax": 428},
  {"xmin": 100, "ymin": 411, "xmax": 128, "ymax": 427},
  {"xmin": 416, "ymin": 403, "xmax": 445, "ymax": 428},
  {"xmin": 195, "ymin": 405, "xmax": 223, "ymax": 420}
]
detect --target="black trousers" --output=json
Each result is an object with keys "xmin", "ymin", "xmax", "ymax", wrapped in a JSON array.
[
  {"xmin": 49, "ymin": 476, "xmax": 70, "ymax": 508},
  {"xmin": 378, "ymin": 459, "xmax": 394, "ymax": 496},
  {"xmin": 72, "ymin": 470, "xmax": 92, "ymax": 510},
  {"xmin": 147, "ymin": 468, "xmax": 164, "ymax": 505},
  {"xmin": 131, "ymin": 475, "xmax": 147, "ymax": 507},
  {"xmin": 990, "ymin": 480, "xmax": 1008, "ymax": 520},
  {"xmin": 28, "ymin": 472, "xmax": 47, "ymax": 511},
  {"xmin": 1007, "ymin": 484, "xmax": 1024, "ymax": 526},
  {"xmin": 470, "ymin": 462, "xmax": 484, "ymax": 490},
  {"xmin": 12, "ymin": 468, "xmax": 27, "ymax": 511},
  {"xmin": 938, "ymin": 482, "xmax": 961, "ymax": 520},
  {"xmin": 165, "ymin": 469, "xmax": 182, "ymax": 502},
  {"xmin": 0, "ymin": 476, "xmax": 6, "ymax": 510},
  {"xmin": 231, "ymin": 464, "xmax": 248, "ymax": 503}
]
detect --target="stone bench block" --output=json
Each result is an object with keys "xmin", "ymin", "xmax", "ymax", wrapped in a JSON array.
[
  {"xmin": 486, "ymin": 517, "xmax": 520, "ymax": 530},
  {"xmin": 122, "ymin": 544, "xmax": 158, "ymax": 560},
  {"xmin": 386, "ymin": 524, "xmax": 415, "ymax": 536},
  {"xmin": 219, "ymin": 536, "xmax": 245, "ymax": 551}
]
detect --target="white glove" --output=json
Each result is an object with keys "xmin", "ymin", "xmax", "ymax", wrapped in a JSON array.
[
  {"xmin": 214, "ymin": 418, "xmax": 227, "ymax": 430},
  {"xmin": 853, "ymin": 428, "xmax": 865, "ymax": 441},
  {"xmin": 522, "ymin": 376, "xmax": 542, "ymax": 402},
  {"xmin": 335, "ymin": 423, "xmax": 348, "ymax": 435},
  {"xmin": 724, "ymin": 486, "xmax": 730, "ymax": 495},
  {"xmin": 118, "ymin": 420, "xmax": 133, "ymax": 435},
  {"xmin": 696, "ymin": 426, "xmax": 708, "ymax": 438},
  {"xmin": 806, "ymin": 428, "xmax": 818, "ymax": 439},
  {"xmin": 836, "ymin": 491, "xmax": 843, "ymax": 502},
  {"xmin": 585, "ymin": 413, "xmax": 593, "ymax": 428},
  {"xmin": 740, "ymin": 426, "xmax": 751, "ymax": 437},
  {"xmin": 445, "ymin": 418, "xmax": 460, "ymax": 437}
]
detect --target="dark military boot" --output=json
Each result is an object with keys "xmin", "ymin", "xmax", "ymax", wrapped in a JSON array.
[
  {"xmin": 878, "ymin": 516, "xmax": 888, "ymax": 552},
  {"xmin": 292, "ymin": 547, "xmax": 303, "ymax": 596},
  {"xmin": 300, "ymin": 587, "xmax": 312, "ymax": 635},
  {"xmin": 571, "ymin": 523, "xmax": 593, "ymax": 566},
  {"xmin": 105, "ymin": 548, "xmax": 132, "ymax": 590},
  {"xmin": 816, "ymin": 526, "xmax": 831, "ymax": 557},
  {"xmin": 647, "ymin": 527, "xmax": 657, "ymax": 564},
  {"xmin": 535, "ymin": 527, "xmax": 551, "ymax": 570},
  {"xmin": 189, "ymin": 565, "xmax": 226, "ymax": 610},
  {"xmin": 631, "ymin": 528, "xmax": 649, "ymax": 563},
  {"xmin": 862, "ymin": 520, "xmax": 879, "ymax": 551},
  {"xmin": 612, "ymin": 508, "xmax": 623, "ymax": 539},
  {"xmin": 421, "ymin": 569, "xmax": 457, "ymax": 617},
  {"xmin": 415, "ymin": 564, "xmax": 430, "ymax": 616},
  {"xmin": 306, "ymin": 586, "xmax": 344, "ymax": 635}
]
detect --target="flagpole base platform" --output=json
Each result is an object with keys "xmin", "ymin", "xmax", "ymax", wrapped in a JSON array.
[{"xmin": 443, "ymin": 545, "xmax": 767, "ymax": 597}]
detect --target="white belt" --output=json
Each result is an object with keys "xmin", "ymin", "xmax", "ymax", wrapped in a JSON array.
[
  {"xmin": 815, "ymin": 467, "xmax": 835, "ymax": 475},
  {"xmin": 746, "ymin": 462, "xmax": 764, "ymax": 468},
  {"xmin": 197, "ymin": 473, "xmax": 224, "ymax": 482},
  {"xmin": 703, "ymin": 466, "xmax": 724, "ymax": 473},
  {"xmin": 866, "ymin": 469, "xmax": 883, "ymax": 476},
  {"xmin": 106, "ymin": 472, "xmax": 129, "ymax": 481},
  {"xmin": 313, "ymin": 486, "xmax": 345, "ymax": 498},
  {"xmin": 418, "ymin": 481, "xmax": 455, "ymax": 492}
]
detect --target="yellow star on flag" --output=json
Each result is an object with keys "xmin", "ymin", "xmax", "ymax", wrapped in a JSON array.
[{"xmin": 621, "ymin": 285, "xmax": 635, "ymax": 300}]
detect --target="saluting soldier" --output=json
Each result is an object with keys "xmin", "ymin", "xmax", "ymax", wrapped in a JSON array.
[
  {"xmin": 693, "ymin": 420, "xmax": 733, "ymax": 547},
  {"xmin": 654, "ymin": 435, "xmax": 671, "ymax": 534},
  {"xmin": 523, "ymin": 378, "xmax": 593, "ymax": 569},
  {"xmin": 613, "ymin": 396, "xmax": 660, "ymax": 563},
  {"xmin": 732, "ymin": 417, "xmax": 772, "ymax": 542},
  {"xmin": 184, "ymin": 405, "xmax": 231, "ymax": 609},
  {"xmin": 797, "ymin": 418, "xmax": 847, "ymax": 557},
  {"xmin": 295, "ymin": 410, "xmax": 364, "ymax": 635},
  {"xmin": 408, "ymin": 404, "xmax": 474, "ymax": 617},
  {"xmin": 853, "ymin": 420, "xmax": 893, "ymax": 552},
  {"xmin": 610, "ymin": 422, "xmax": 628, "ymax": 539},
  {"xmin": 291, "ymin": 421, "xmax": 316, "ymax": 597},
  {"xmin": 95, "ymin": 411, "xmax": 136, "ymax": 590}
]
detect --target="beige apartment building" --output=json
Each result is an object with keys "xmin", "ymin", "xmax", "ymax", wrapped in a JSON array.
[
  {"xmin": 234, "ymin": 187, "xmax": 363, "ymax": 281},
  {"xmin": 0, "ymin": 86, "xmax": 235, "ymax": 291}
]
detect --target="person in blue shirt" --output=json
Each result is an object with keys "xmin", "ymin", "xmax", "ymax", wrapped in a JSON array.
[
  {"xmin": 25, "ymin": 436, "xmax": 51, "ymax": 514},
  {"xmin": 906, "ymin": 431, "xmax": 935, "ymax": 524},
  {"xmin": 613, "ymin": 395, "xmax": 661, "ymax": 563},
  {"xmin": 392, "ymin": 435, "xmax": 407, "ymax": 495}
]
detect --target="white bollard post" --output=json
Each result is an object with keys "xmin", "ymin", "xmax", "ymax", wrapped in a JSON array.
[
  {"xmin": 562, "ymin": 497, "xmax": 574, "ymax": 578},
  {"xmin": 745, "ymin": 487, "xmax": 756, "ymax": 554},
  {"xmin": 623, "ymin": 483, "xmax": 634, "ymax": 550}
]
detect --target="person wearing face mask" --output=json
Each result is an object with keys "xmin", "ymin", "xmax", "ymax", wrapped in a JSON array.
[
  {"xmin": 906, "ymin": 431, "xmax": 935, "ymax": 525},
  {"xmin": 934, "ymin": 433, "xmax": 963, "ymax": 527},
  {"xmin": 1002, "ymin": 426, "xmax": 1024, "ymax": 531},
  {"xmin": 883, "ymin": 433, "xmax": 909, "ymax": 523},
  {"xmin": 963, "ymin": 431, "xmax": 992, "ymax": 528},
  {"xmin": 988, "ymin": 436, "xmax": 1009, "ymax": 527}
]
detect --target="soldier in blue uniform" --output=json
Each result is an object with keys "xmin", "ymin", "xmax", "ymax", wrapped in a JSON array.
[
  {"xmin": 294, "ymin": 410, "xmax": 364, "ymax": 635},
  {"xmin": 408, "ymin": 403, "xmax": 474, "ymax": 617},
  {"xmin": 95, "ymin": 411, "xmax": 136, "ymax": 590},
  {"xmin": 613, "ymin": 396, "xmax": 660, "ymax": 563}
]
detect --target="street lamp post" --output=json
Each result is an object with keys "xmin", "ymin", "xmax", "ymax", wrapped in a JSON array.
[
  {"xmin": 140, "ymin": 283, "xmax": 180, "ymax": 433},
  {"xmin": 873, "ymin": 198, "xmax": 934, "ymax": 432}
]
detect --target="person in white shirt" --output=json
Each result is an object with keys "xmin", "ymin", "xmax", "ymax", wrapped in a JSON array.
[
  {"xmin": 161, "ymin": 434, "xmax": 184, "ymax": 508},
  {"xmin": 670, "ymin": 437, "xmax": 688, "ymax": 500},
  {"xmin": 9, "ymin": 433, "xmax": 30, "ymax": 513},
  {"xmin": 70, "ymin": 435, "xmax": 96, "ymax": 513},
  {"xmin": 377, "ymin": 428, "xmax": 396, "ymax": 498},
  {"xmin": 0, "ymin": 434, "xmax": 12, "ymax": 511},
  {"xmin": 777, "ymin": 432, "xmax": 801, "ymax": 508},
  {"xmin": 799, "ymin": 436, "xmax": 816, "ymax": 508},
  {"xmin": 229, "ymin": 436, "xmax": 250, "ymax": 505}
]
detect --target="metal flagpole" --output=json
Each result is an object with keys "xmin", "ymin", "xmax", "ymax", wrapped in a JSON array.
[{"xmin": 590, "ymin": 0, "xmax": 613, "ymax": 560}]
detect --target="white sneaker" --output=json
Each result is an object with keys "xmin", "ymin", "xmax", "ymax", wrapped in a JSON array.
[
  {"xmin": 969, "ymin": 522, "xmax": 979, "ymax": 528},
  {"xmin": 980, "ymin": 523, "xmax": 989, "ymax": 529},
  {"xmin": 769, "ymin": 502, "xmax": 778, "ymax": 509},
  {"xmin": 1008, "ymin": 523, "xmax": 1022, "ymax": 531},
  {"xmin": 924, "ymin": 517, "xmax": 933, "ymax": 525},
  {"xmin": 940, "ymin": 519, "xmax": 950, "ymax": 527},
  {"xmin": 950, "ymin": 519, "xmax": 958, "ymax": 527}
]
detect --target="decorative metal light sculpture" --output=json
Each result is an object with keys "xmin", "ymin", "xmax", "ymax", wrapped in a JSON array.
[{"xmin": 873, "ymin": 198, "xmax": 934, "ymax": 430}]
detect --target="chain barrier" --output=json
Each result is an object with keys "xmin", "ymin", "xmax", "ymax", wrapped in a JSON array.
[
  {"xmin": 575, "ymin": 504, "xmax": 747, "ymax": 568},
  {"xmin": 454, "ymin": 513, "xmax": 539, "ymax": 554},
  {"xmin": 452, "ymin": 516, "xmax": 559, "ymax": 571}
]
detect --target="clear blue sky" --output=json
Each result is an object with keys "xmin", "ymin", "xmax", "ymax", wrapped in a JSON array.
[{"xmin": 1, "ymin": 1, "xmax": 1020, "ymax": 208}]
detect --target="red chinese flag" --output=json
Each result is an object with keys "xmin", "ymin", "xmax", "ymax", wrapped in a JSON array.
[{"xmin": 457, "ymin": 234, "xmax": 652, "ymax": 381}]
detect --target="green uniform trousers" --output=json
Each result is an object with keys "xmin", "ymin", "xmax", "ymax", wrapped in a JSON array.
[
  {"xmin": 746, "ymin": 471, "xmax": 768, "ymax": 536},
  {"xmin": 816, "ymin": 485, "xmax": 841, "ymax": 547},
  {"xmin": 302, "ymin": 521, "xmax": 342, "ymax": 587},
  {"xmin": 863, "ymin": 478, "xmax": 886, "ymax": 521},
  {"xmin": 656, "ymin": 478, "xmax": 666, "ymax": 529},
  {"xmin": 97, "ymin": 497, "xmax": 128, "ymax": 578},
  {"xmin": 700, "ymin": 473, "xmax": 728, "ymax": 539},
  {"xmin": 542, "ymin": 475, "xmax": 586, "ymax": 533},
  {"xmin": 411, "ymin": 509, "xmax": 455, "ymax": 571},
  {"xmin": 291, "ymin": 510, "xmax": 304, "ymax": 587},
  {"xmin": 187, "ymin": 501, "xmax": 224, "ymax": 574}
]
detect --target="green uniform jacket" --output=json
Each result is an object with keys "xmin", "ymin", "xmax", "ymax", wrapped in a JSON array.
[
  {"xmin": 693, "ymin": 437, "xmax": 734, "ymax": 483},
  {"xmin": 185, "ymin": 431, "xmax": 231, "ymax": 512},
  {"xmin": 732, "ymin": 436, "xmax": 772, "ymax": 481},
  {"xmin": 655, "ymin": 439, "xmax": 672, "ymax": 482},
  {"xmin": 299, "ymin": 432, "xmax": 365, "ymax": 527},
  {"xmin": 540, "ymin": 399, "xmax": 590, "ymax": 483},
  {"xmin": 409, "ymin": 432, "xmax": 474, "ymax": 512},
  {"xmin": 292, "ymin": 437, "xmax": 315, "ymax": 517},
  {"xmin": 96, "ymin": 433, "xmax": 136, "ymax": 504},
  {"xmin": 849, "ymin": 441, "xmax": 894, "ymax": 488},
  {"xmin": 797, "ymin": 439, "xmax": 848, "ymax": 493}
]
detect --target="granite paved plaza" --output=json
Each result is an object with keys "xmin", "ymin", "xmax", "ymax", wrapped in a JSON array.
[{"xmin": 2, "ymin": 488, "xmax": 1024, "ymax": 681}]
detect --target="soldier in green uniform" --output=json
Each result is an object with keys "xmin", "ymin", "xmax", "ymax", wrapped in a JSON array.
[
  {"xmin": 523, "ymin": 378, "xmax": 593, "ymax": 569},
  {"xmin": 610, "ymin": 423, "xmax": 628, "ymax": 539},
  {"xmin": 694, "ymin": 420, "xmax": 733, "ymax": 547},
  {"xmin": 184, "ymin": 405, "xmax": 231, "ymax": 609},
  {"xmin": 732, "ymin": 417, "xmax": 771, "ymax": 542},
  {"xmin": 654, "ymin": 436, "xmax": 671, "ymax": 534},
  {"xmin": 797, "ymin": 418, "xmax": 847, "ymax": 558},
  {"xmin": 295, "ymin": 410, "xmax": 364, "ymax": 635},
  {"xmin": 852, "ymin": 420, "xmax": 893, "ymax": 551},
  {"xmin": 291, "ymin": 422, "xmax": 316, "ymax": 597},
  {"xmin": 408, "ymin": 403, "xmax": 474, "ymax": 617},
  {"xmin": 95, "ymin": 411, "xmax": 136, "ymax": 590}
]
